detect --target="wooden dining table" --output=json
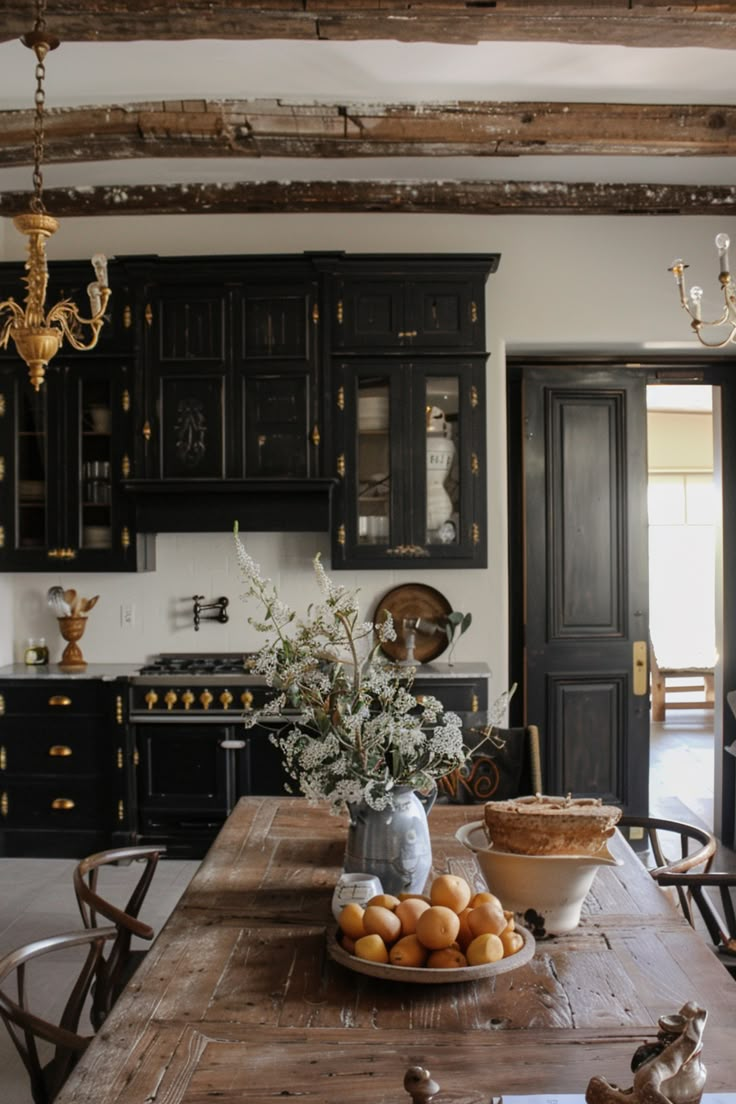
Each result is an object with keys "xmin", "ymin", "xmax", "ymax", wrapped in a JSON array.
[{"xmin": 57, "ymin": 797, "xmax": 736, "ymax": 1103}]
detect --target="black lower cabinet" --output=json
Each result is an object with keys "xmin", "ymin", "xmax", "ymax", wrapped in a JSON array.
[
  {"xmin": 0, "ymin": 680, "xmax": 127, "ymax": 858},
  {"xmin": 132, "ymin": 721, "xmax": 290, "ymax": 858}
]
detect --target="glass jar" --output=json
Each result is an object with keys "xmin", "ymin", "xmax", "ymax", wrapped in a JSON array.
[{"xmin": 24, "ymin": 638, "xmax": 49, "ymax": 665}]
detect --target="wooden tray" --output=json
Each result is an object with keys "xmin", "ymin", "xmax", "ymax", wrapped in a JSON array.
[
  {"xmin": 327, "ymin": 924, "xmax": 535, "ymax": 984},
  {"xmin": 373, "ymin": 583, "xmax": 453, "ymax": 662}
]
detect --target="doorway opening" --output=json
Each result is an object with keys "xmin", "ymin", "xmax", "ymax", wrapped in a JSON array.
[{"xmin": 646, "ymin": 383, "xmax": 719, "ymax": 831}]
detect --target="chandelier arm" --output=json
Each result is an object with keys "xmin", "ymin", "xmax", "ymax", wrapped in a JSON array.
[
  {"xmin": 689, "ymin": 324, "xmax": 736, "ymax": 350},
  {"xmin": 49, "ymin": 294, "xmax": 111, "ymax": 353},
  {"xmin": 0, "ymin": 300, "xmax": 28, "ymax": 332}
]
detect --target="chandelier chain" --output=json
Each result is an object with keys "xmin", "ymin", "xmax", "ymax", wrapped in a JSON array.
[{"xmin": 31, "ymin": 54, "xmax": 46, "ymax": 212}]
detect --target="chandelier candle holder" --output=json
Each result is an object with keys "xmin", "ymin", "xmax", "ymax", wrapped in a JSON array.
[
  {"xmin": 670, "ymin": 233, "xmax": 736, "ymax": 348},
  {"xmin": 0, "ymin": 0, "xmax": 110, "ymax": 391}
]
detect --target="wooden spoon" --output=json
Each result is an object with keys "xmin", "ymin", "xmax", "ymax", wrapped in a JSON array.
[
  {"xmin": 63, "ymin": 588, "xmax": 79, "ymax": 616},
  {"xmin": 80, "ymin": 595, "xmax": 99, "ymax": 614}
]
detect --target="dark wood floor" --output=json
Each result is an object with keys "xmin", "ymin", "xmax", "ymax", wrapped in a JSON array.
[{"xmin": 649, "ymin": 707, "xmax": 736, "ymax": 872}]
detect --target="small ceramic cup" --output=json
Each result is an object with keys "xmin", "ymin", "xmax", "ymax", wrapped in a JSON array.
[{"xmin": 331, "ymin": 872, "xmax": 383, "ymax": 922}]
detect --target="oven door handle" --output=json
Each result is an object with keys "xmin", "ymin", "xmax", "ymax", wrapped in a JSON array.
[{"xmin": 219, "ymin": 739, "xmax": 247, "ymax": 750}]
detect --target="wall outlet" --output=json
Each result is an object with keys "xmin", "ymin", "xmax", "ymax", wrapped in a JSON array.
[{"xmin": 120, "ymin": 602, "xmax": 135, "ymax": 628}]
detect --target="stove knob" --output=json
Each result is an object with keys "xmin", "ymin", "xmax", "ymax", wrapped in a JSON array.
[
  {"xmin": 182, "ymin": 690, "xmax": 195, "ymax": 711},
  {"xmin": 145, "ymin": 690, "xmax": 158, "ymax": 711},
  {"xmin": 241, "ymin": 690, "xmax": 254, "ymax": 710},
  {"xmin": 219, "ymin": 690, "xmax": 233, "ymax": 711},
  {"xmin": 164, "ymin": 690, "xmax": 178, "ymax": 711},
  {"xmin": 200, "ymin": 689, "xmax": 213, "ymax": 711}
]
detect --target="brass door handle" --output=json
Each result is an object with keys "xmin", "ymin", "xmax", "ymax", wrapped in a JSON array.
[
  {"xmin": 48, "ymin": 696, "xmax": 72, "ymax": 707},
  {"xmin": 51, "ymin": 798, "xmax": 75, "ymax": 811},
  {"xmin": 633, "ymin": 640, "xmax": 648, "ymax": 696},
  {"xmin": 48, "ymin": 745, "xmax": 73, "ymax": 757}
]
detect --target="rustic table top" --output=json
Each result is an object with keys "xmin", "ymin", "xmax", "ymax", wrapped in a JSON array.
[{"xmin": 57, "ymin": 798, "xmax": 736, "ymax": 1103}]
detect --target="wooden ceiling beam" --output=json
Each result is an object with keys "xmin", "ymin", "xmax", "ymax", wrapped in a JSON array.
[
  {"xmin": 2, "ymin": 3, "xmax": 736, "ymax": 48},
  {"xmin": 1, "ymin": 179, "xmax": 734, "ymax": 217},
  {"xmin": 1, "ymin": 100, "xmax": 735, "ymax": 163}
]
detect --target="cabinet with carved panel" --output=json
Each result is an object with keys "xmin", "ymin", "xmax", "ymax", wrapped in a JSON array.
[
  {"xmin": 128, "ymin": 257, "xmax": 322, "ymax": 483},
  {"xmin": 0, "ymin": 678, "xmax": 129, "ymax": 858}
]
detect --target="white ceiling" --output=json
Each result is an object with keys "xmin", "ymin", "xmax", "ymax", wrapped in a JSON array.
[{"xmin": 1, "ymin": 37, "xmax": 735, "ymax": 193}]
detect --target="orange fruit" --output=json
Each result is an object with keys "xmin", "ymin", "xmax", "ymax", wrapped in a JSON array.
[
  {"xmin": 366, "ymin": 893, "xmax": 401, "ymax": 911},
  {"xmin": 398, "ymin": 892, "xmax": 432, "ymax": 904},
  {"xmin": 363, "ymin": 904, "xmax": 402, "ymax": 944},
  {"xmin": 415, "ymin": 905, "xmax": 461, "ymax": 950},
  {"xmin": 389, "ymin": 934, "xmax": 428, "ymax": 967},
  {"xmin": 466, "ymin": 900, "xmax": 507, "ymax": 938},
  {"xmin": 427, "ymin": 946, "xmax": 468, "ymax": 969},
  {"xmin": 455, "ymin": 906, "xmax": 475, "ymax": 951},
  {"xmin": 500, "ymin": 930, "xmax": 524, "ymax": 957},
  {"xmin": 430, "ymin": 873, "xmax": 472, "ymax": 913},
  {"xmin": 395, "ymin": 897, "xmax": 430, "ymax": 935},
  {"xmin": 338, "ymin": 902, "xmax": 366, "ymax": 940},
  {"xmin": 502, "ymin": 911, "xmax": 515, "ymax": 934},
  {"xmin": 466, "ymin": 932, "xmax": 504, "ymax": 966},
  {"xmin": 470, "ymin": 890, "xmax": 498, "ymax": 908},
  {"xmin": 354, "ymin": 933, "xmax": 390, "ymax": 963},
  {"xmin": 341, "ymin": 933, "xmax": 357, "ymax": 954}
]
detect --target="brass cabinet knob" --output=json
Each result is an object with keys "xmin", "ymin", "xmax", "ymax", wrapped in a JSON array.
[
  {"xmin": 164, "ymin": 690, "xmax": 178, "ymax": 711},
  {"xmin": 49, "ymin": 696, "xmax": 72, "ymax": 707},
  {"xmin": 241, "ymin": 690, "xmax": 254, "ymax": 710},
  {"xmin": 51, "ymin": 798, "xmax": 75, "ymax": 811},
  {"xmin": 219, "ymin": 690, "xmax": 233, "ymax": 711},
  {"xmin": 48, "ymin": 745, "xmax": 73, "ymax": 757},
  {"xmin": 182, "ymin": 690, "xmax": 195, "ymax": 711},
  {"xmin": 200, "ymin": 689, "xmax": 213, "ymax": 711},
  {"xmin": 145, "ymin": 690, "xmax": 158, "ymax": 711}
]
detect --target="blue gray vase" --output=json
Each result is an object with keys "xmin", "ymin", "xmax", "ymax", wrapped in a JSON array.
[{"xmin": 344, "ymin": 785, "xmax": 436, "ymax": 896}]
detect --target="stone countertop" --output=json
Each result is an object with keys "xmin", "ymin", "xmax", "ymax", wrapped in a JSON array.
[
  {"xmin": 0, "ymin": 663, "xmax": 137, "ymax": 681},
  {"xmin": 0, "ymin": 660, "xmax": 490, "ymax": 682}
]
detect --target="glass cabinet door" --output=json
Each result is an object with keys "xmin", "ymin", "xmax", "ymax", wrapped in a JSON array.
[
  {"xmin": 357, "ymin": 377, "xmax": 392, "ymax": 548},
  {"xmin": 77, "ymin": 375, "xmax": 114, "ymax": 553},
  {"xmin": 424, "ymin": 375, "xmax": 460, "ymax": 548},
  {"xmin": 16, "ymin": 385, "xmax": 50, "ymax": 552}
]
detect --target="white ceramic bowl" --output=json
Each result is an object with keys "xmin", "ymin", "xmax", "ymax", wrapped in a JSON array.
[{"xmin": 456, "ymin": 820, "xmax": 622, "ymax": 935}]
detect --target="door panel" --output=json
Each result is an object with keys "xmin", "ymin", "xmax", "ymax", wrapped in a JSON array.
[{"xmin": 524, "ymin": 366, "xmax": 649, "ymax": 813}]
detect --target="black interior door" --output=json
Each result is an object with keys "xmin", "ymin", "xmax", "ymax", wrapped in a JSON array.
[{"xmin": 522, "ymin": 364, "xmax": 650, "ymax": 813}]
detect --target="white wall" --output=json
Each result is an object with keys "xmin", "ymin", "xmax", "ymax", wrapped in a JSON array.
[{"xmin": 2, "ymin": 212, "xmax": 734, "ymax": 691}]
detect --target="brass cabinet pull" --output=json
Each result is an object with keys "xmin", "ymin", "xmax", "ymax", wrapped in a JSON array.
[
  {"xmin": 240, "ymin": 690, "xmax": 253, "ymax": 710},
  {"xmin": 116, "ymin": 747, "xmax": 124, "ymax": 769},
  {"xmin": 121, "ymin": 453, "xmax": 131, "ymax": 478},
  {"xmin": 116, "ymin": 695, "xmax": 124, "ymax": 725},
  {"xmin": 164, "ymin": 690, "xmax": 178, "ymax": 711},
  {"xmin": 0, "ymin": 746, "xmax": 6, "ymax": 771},
  {"xmin": 49, "ymin": 696, "xmax": 72, "ymax": 707},
  {"xmin": 122, "ymin": 388, "xmax": 131, "ymax": 412},
  {"xmin": 132, "ymin": 748, "xmax": 140, "ymax": 768},
  {"xmin": 471, "ymin": 452, "xmax": 480, "ymax": 476},
  {"xmin": 472, "ymin": 523, "xmax": 480, "ymax": 545},
  {"xmin": 336, "ymin": 299, "xmax": 344, "ymax": 324},
  {"xmin": 1, "ymin": 791, "xmax": 7, "ymax": 817},
  {"xmin": 142, "ymin": 420, "xmax": 152, "ymax": 441},
  {"xmin": 470, "ymin": 300, "xmax": 478, "ymax": 323},
  {"xmin": 200, "ymin": 689, "xmax": 213, "ymax": 711},
  {"xmin": 219, "ymin": 690, "xmax": 233, "ymax": 711},
  {"xmin": 470, "ymin": 385, "xmax": 479, "ymax": 408},
  {"xmin": 123, "ymin": 305, "xmax": 132, "ymax": 330},
  {"xmin": 118, "ymin": 799, "xmax": 125, "ymax": 822},
  {"xmin": 51, "ymin": 798, "xmax": 75, "ymax": 811},
  {"xmin": 0, "ymin": 456, "xmax": 5, "ymax": 482},
  {"xmin": 311, "ymin": 423, "xmax": 321, "ymax": 447},
  {"xmin": 311, "ymin": 302, "xmax": 319, "ymax": 324},
  {"xmin": 145, "ymin": 690, "xmax": 158, "ymax": 710},
  {"xmin": 182, "ymin": 690, "xmax": 195, "ymax": 711},
  {"xmin": 471, "ymin": 693, "xmax": 479, "ymax": 713},
  {"xmin": 386, "ymin": 545, "xmax": 430, "ymax": 558},
  {"xmin": 336, "ymin": 386, "xmax": 345, "ymax": 411},
  {"xmin": 336, "ymin": 453, "xmax": 345, "ymax": 478},
  {"xmin": 144, "ymin": 303, "xmax": 153, "ymax": 327},
  {"xmin": 0, "ymin": 694, "xmax": 4, "ymax": 716},
  {"xmin": 121, "ymin": 527, "xmax": 131, "ymax": 549},
  {"xmin": 49, "ymin": 745, "xmax": 73, "ymax": 757},
  {"xmin": 337, "ymin": 524, "xmax": 346, "ymax": 546}
]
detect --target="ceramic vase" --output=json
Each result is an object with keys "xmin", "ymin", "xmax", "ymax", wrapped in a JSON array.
[
  {"xmin": 57, "ymin": 616, "xmax": 88, "ymax": 670},
  {"xmin": 343, "ymin": 785, "xmax": 437, "ymax": 895}
]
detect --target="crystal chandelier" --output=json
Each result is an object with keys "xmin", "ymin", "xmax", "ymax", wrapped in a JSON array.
[
  {"xmin": 0, "ymin": 0, "xmax": 109, "ymax": 391},
  {"xmin": 670, "ymin": 233, "xmax": 736, "ymax": 349}
]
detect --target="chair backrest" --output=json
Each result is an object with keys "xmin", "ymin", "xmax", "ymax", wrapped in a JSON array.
[
  {"xmin": 656, "ymin": 871, "xmax": 736, "ymax": 977},
  {"xmin": 438, "ymin": 724, "xmax": 542, "ymax": 804},
  {"xmin": 0, "ymin": 927, "xmax": 116, "ymax": 1104},
  {"xmin": 73, "ymin": 845, "xmax": 165, "ymax": 1027},
  {"xmin": 619, "ymin": 815, "xmax": 716, "ymax": 925}
]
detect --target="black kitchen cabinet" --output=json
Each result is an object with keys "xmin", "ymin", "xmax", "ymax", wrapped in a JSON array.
[
  {"xmin": 0, "ymin": 356, "xmax": 153, "ymax": 570},
  {"xmin": 0, "ymin": 679, "xmax": 129, "ymax": 857},
  {"xmin": 331, "ymin": 356, "xmax": 487, "ymax": 568},
  {"xmin": 319, "ymin": 254, "xmax": 498, "ymax": 570},
  {"xmin": 125, "ymin": 257, "xmax": 322, "ymax": 483}
]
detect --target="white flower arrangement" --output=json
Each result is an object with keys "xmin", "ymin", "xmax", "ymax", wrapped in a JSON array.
[{"xmin": 235, "ymin": 529, "xmax": 466, "ymax": 815}]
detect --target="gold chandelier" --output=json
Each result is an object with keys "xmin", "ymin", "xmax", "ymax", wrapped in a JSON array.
[
  {"xmin": 0, "ymin": 0, "xmax": 109, "ymax": 391},
  {"xmin": 670, "ymin": 233, "xmax": 736, "ymax": 349}
]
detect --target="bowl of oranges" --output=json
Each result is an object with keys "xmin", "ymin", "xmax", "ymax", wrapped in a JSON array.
[{"xmin": 328, "ymin": 872, "xmax": 535, "ymax": 983}]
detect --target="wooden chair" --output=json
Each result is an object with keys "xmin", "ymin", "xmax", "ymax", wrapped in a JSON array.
[
  {"xmin": 73, "ymin": 845, "xmax": 165, "ymax": 1028},
  {"xmin": 438, "ymin": 724, "xmax": 542, "ymax": 804},
  {"xmin": 649, "ymin": 643, "xmax": 715, "ymax": 722},
  {"xmin": 0, "ymin": 927, "xmax": 116, "ymax": 1104},
  {"xmin": 619, "ymin": 815, "xmax": 716, "ymax": 925},
  {"xmin": 656, "ymin": 871, "xmax": 736, "ymax": 978}
]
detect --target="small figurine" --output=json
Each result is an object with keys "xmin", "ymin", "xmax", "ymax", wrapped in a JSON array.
[
  {"xmin": 403, "ymin": 1067, "xmax": 440, "ymax": 1104},
  {"xmin": 586, "ymin": 1002, "xmax": 707, "ymax": 1104}
]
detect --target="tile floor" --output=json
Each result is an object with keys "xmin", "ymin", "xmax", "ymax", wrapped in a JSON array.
[{"xmin": 1, "ymin": 714, "xmax": 734, "ymax": 1103}]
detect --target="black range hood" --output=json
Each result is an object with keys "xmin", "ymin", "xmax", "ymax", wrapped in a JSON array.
[{"xmin": 122, "ymin": 479, "xmax": 336, "ymax": 534}]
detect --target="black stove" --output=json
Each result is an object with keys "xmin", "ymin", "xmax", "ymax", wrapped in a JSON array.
[{"xmin": 136, "ymin": 653, "xmax": 254, "ymax": 677}]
